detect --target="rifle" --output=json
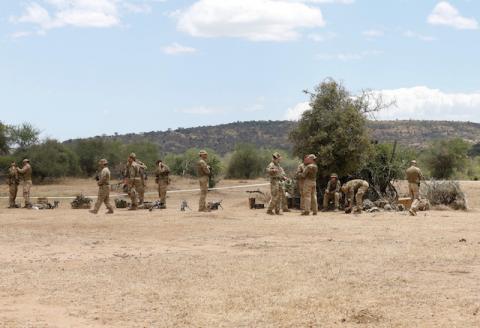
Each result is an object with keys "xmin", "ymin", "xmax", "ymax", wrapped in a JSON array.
[{"xmin": 207, "ymin": 200, "xmax": 223, "ymax": 211}]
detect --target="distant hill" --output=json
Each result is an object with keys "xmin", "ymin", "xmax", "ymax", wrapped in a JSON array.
[{"xmin": 65, "ymin": 120, "xmax": 480, "ymax": 155}]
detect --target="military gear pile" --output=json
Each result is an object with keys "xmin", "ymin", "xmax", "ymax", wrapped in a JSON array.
[{"xmin": 71, "ymin": 195, "xmax": 93, "ymax": 209}]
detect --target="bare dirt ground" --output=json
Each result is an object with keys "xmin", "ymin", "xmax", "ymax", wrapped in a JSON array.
[{"xmin": 0, "ymin": 178, "xmax": 479, "ymax": 327}]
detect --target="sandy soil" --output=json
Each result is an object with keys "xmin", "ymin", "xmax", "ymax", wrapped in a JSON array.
[{"xmin": 0, "ymin": 178, "xmax": 479, "ymax": 327}]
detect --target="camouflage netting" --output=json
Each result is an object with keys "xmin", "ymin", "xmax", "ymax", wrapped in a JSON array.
[{"xmin": 421, "ymin": 180, "xmax": 468, "ymax": 211}]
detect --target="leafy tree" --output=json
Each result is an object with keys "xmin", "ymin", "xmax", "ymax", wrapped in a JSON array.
[
  {"xmin": 0, "ymin": 122, "xmax": 11, "ymax": 155},
  {"xmin": 16, "ymin": 139, "xmax": 81, "ymax": 181},
  {"xmin": 226, "ymin": 143, "xmax": 268, "ymax": 179},
  {"xmin": 68, "ymin": 139, "xmax": 124, "ymax": 176},
  {"xmin": 289, "ymin": 79, "xmax": 384, "ymax": 180},
  {"xmin": 10, "ymin": 122, "xmax": 40, "ymax": 150},
  {"xmin": 424, "ymin": 138, "xmax": 470, "ymax": 179}
]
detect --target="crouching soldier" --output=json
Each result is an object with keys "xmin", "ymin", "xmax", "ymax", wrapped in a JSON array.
[
  {"xmin": 341, "ymin": 179, "xmax": 369, "ymax": 214},
  {"xmin": 323, "ymin": 173, "xmax": 341, "ymax": 212},
  {"xmin": 90, "ymin": 159, "xmax": 114, "ymax": 215}
]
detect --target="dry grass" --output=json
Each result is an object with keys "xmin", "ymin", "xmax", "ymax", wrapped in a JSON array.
[{"xmin": 0, "ymin": 178, "xmax": 479, "ymax": 327}]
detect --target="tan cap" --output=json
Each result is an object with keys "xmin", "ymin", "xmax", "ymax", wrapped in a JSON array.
[
  {"xmin": 99, "ymin": 159, "xmax": 108, "ymax": 165},
  {"xmin": 411, "ymin": 160, "xmax": 417, "ymax": 165},
  {"xmin": 272, "ymin": 152, "xmax": 281, "ymax": 159},
  {"xmin": 22, "ymin": 159, "xmax": 30, "ymax": 163},
  {"xmin": 129, "ymin": 153, "xmax": 136, "ymax": 159},
  {"xmin": 330, "ymin": 173, "xmax": 338, "ymax": 178},
  {"xmin": 307, "ymin": 154, "xmax": 317, "ymax": 160},
  {"xmin": 199, "ymin": 150, "xmax": 208, "ymax": 156}
]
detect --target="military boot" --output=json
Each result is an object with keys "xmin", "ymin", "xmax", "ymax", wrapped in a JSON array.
[
  {"xmin": 266, "ymin": 210, "xmax": 275, "ymax": 215},
  {"xmin": 89, "ymin": 210, "xmax": 98, "ymax": 214},
  {"xmin": 301, "ymin": 211, "xmax": 310, "ymax": 216}
]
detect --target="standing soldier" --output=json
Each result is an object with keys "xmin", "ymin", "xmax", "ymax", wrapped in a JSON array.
[
  {"xmin": 406, "ymin": 160, "xmax": 424, "ymax": 216},
  {"xmin": 266, "ymin": 152, "xmax": 286, "ymax": 215},
  {"xmin": 155, "ymin": 159, "xmax": 171, "ymax": 208},
  {"xmin": 130, "ymin": 153, "xmax": 147, "ymax": 205},
  {"xmin": 341, "ymin": 179, "xmax": 369, "ymax": 214},
  {"xmin": 197, "ymin": 150, "xmax": 211, "ymax": 212},
  {"xmin": 90, "ymin": 159, "xmax": 114, "ymax": 215},
  {"xmin": 7, "ymin": 162, "xmax": 19, "ymax": 208},
  {"xmin": 17, "ymin": 159, "xmax": 32, "ymax": 208},
  {"xmin": 125, "ymin": 154, "xmax": 141, "ymax": 210},
  {"xmin": 295, "ymin": 156, "xmax": 307, "ymax": 211},
  {"xmin": 301, "ymin": 154, "xmax": 318, "ymax": 216},
  {"xmin": 323, "ymin": 173, "xmax": 341, "ymax": 212}
]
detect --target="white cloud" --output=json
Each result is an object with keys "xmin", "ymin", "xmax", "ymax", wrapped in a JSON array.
[
  {"xmin": 11, "ymin": 0, "xmax": 150, "ymax": 33},
  {"xmin": 162, "ymin": 42, "xmax": 197, "ymax": 55},
  {"xmin": 308, "ymin": 31, "xmax": 336, "ymax": 42},
  {"xmin": 285, "ymin": 87, "xmax": 480, "ymax": 122},
  {"xmin": 362, "ymin": 29, "xmax": 384, "ymax": 38},
  {"xmin": 403, "ymin": 30, "xmax": 437, "ymax": 42},
  {"xmin": 316, "ymin": 50, "xmax": 382, "ymax": 61},
  {"xmin": 427, "ymin": 1, "xmax": 478, "ymax": 30},
  {"xmin": 285, "ymin": 101, "xmax": 310, "ymax": 120},
  {"xmin": 177, "ymin": 0, "xmax": 326, "ymax": 42}
]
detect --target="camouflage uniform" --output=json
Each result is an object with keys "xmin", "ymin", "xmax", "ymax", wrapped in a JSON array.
[
  {"xmin": 136, "ymin": 160, "xmax": 147, "ymax": 205},
  {"xmin": 295, "ymin": 162, "xmax": 306, "ymax": 210},
  {"xmin": 155, "ymin": 161, "xmax": 170, "ymax": 206},
  {"xmin": 7, "ymin": 163, "xmax": 19, "ymax": 208},
  {"xmin": 406, "ymin": 162, "xmax": 423, "ymax": 215},
  {"xmin": 266, "ymin": 154, "xmax": 284, "ymax": 215},
  {"xmin": 92, "ymin": 160, "xmax": 114, "ymax": 214},
  {"xmin": 126, "ymin": 160, "xmax": 142, "ymax": 209},
  {"xmin": 197, "ymin": 151, "xmax": 211, "ymax": 212},
  {"xmin": 342, "ymin": 179, "xmax": 369, "ymax": 212},
  {"xmin": 17, "ymin": 160, "xmax": 32, "ymax": 208},
  {"xmin": 301, "ymin": 158, "xmax": 318, "ymax": 215},
  {"xmin": 323, "ymin": 174, "xmax": 341, "ymax": 211}
]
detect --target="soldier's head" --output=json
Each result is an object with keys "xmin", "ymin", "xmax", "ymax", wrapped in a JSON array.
[
  {"xmin": 411, "ymin": 160, "xmax": 417, "ymax": 166},
  {"xmin": 330, "ymin": 173, "xmax": 338, "ymax": 181},
  {"xmin": 199, "ymin": 150, "xmax": 208, "ymax": 159},
  {"xmin": 305, "ymin": 154, "xmax": 317, "ymax": 164},
  {"xmin": 127, "ymin": 155, "xmax": 135, "ymax": 164},
  {"xmin": 272, "ymin": 152, "xmax": 281, "ymax": 163},
  {"xmin": 11, "ymin": 162, "xmax": 16, "ymax": 167},
  {"xmin": 22, "ymin": 159, "xmax": 30, "ymax": 165},
  {"xmin": 129, "ymin": 152, "xmax": 137, "ymax": 160},
  {"xmin": 98, "ymin": 159, "xmax": 108, "ymax": 167},
  {"xmin": 156, "ymin": 159, "xmax": 163, "ymax": 165}
]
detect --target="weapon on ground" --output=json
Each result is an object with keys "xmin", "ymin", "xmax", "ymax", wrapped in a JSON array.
[
  {"xmin": 148, "ymin": 200, "xmax": 166, "ymax": 212},
  {"xmin": 207, "ymin": 200, "xmax": 223, "ymax": 211},
  {"xmin": 71, "ymin": 195, "xmax": 93, "ymax": 209}
]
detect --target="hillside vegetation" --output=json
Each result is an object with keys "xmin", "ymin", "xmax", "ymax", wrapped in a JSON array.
[{"xmin": 64, "ymin": 120, "xmax": 480, "ymax": 155}]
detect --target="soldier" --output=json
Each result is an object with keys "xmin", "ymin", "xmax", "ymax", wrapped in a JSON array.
[
  {"xmin": 130, "ymin": 153, "xmax": 147, "ymax": 205},
  {"xmin": 125, "ymin": 154, "xmax": 142, "ymax": 210},
  {"xmin": 323, "ymin": 173, "xmax": 341, "ymax": 212},
  {"xmin": 266, "ymin": 152, "xmax": 286, "ymax": 215},
  {"xmin": 7, "ymin": 162, "xmax": 19, "ymax": 208},
  {"xmin": 295, "ymin": 156, "xmax": 307, "ymax": 211},
  {"xmin": 90, "ymin": 159, "xmax": 114, "ymax": 215},
  {"xmin": 155, "ymin": 159, "xmax": 171, "ymax": 207},
  {"xmin": 197, "ymin": 150, "xmax": 211, "ymax": 212},
  {"xmin": 301, "ymin": 154, "xmax": 318, "ymax": 216},
  {"xmin": 341, "ymin": 179, "xmax": 369, "ymax": 213},
  {"xmin": 17, "ymin": 159, "xmax": 33, "ymax": 208},
  {"xmin": 406, "ymin": 160, "xmax": 424, "ymax": 216}
]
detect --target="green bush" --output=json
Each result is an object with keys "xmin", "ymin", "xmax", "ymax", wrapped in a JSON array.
[
  {"xmin": 226, "ymin": 144, "xmax": 268, "ymax": 179},
  {"xmin": 423, "ymin": 138, "xmax": 470, "ymax": 179}
]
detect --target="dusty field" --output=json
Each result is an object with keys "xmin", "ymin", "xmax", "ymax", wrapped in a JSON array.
[{"xmin": 0, "ymin": 178, "xmax": 479, "ymax": 327}]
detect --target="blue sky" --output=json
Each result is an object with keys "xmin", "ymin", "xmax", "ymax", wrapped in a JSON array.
[{"xmin": 0, "ymin": 0, "xmax": 479, "ymax": 140}]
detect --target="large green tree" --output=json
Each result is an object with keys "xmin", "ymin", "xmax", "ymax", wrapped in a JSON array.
[
  {"xmin": 289, "ymin": 79, "xmax": 384, "ymax": 179},
  {"xmin": 424, "ymin": 138, "xmax": 470, "ymax": 179}
]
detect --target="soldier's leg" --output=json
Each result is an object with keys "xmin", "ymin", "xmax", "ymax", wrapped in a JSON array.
[
  {"xmin": 311, "ymin": 184, "xmax": 318, "ymax": 215},
  {"xmin": 23, "ymin": 181, "xmax": 32, "ymax": 207},
  {"xmin": 267, "ymin": 181, "xmax": 278, "ymax": 213},
  {"xmin": 104, "ymin": 188, "xmax": 114, "ymax": 213},
  {"xmin": 334, "ymin": 192, "xmax": 340, "ymax": 210},
  {"xmin": 302, "ymin": 182, "xmax": 312, "ymax": 215},
  {"xmin": 92, "ymin": 188, "xmax": 104, "ymax": 213},
  {"xmin": 199, "ymin": 176, "xmax": 208, "ymax": 211},
  {"xmin": 355, "ymin": 187, "xmax": 367, "ymax": 211},
  {"xmin": 9, "ymin": 185, "xmax": 16, "ymax": 207},
  {"xmin": 159, "ymin": 181, "xmax": 167, "ymax": 205},
  {"xmin": 409, "ymin": 183, "xmax": 420, "ymax": 215},
  {"xmin": 322, "ymin": 192, "xmax": 329, "ymax": 210},
  {"xmin": 280, "ymin": 186, "xmax": 290, "ymax": 212},
  {"xmin": 128, "ymin": 183, "xmax": 138, "ymax": 209},
  {"xmin": 298, "ymin": 181, "xmax": 304, "ymax": 211},
  {"xmin": 136, "ymin": 180, "xmax": 145, "ymax": 205}
]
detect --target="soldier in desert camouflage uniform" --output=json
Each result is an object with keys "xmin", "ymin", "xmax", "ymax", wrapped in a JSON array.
[
  {"xmin": 301, "ymin": 154, "xmax": 318, "ymax": 216},
  {"xmin": 125, "ymin": 154, "xmax": 142, "ymax": 210},
  {"xmin": 7, "ymin": 162, "xmax": 19, "ymax": 208},
  {"xmin": 197, "ymin": 150, "xmax": 211, "ymax": 212},
  {"xmin": 155, "ymin": 159, "xmax": 171, "ymax": 207},
  {"xmin": 295, "ymin": 156, "xmax": 307, "ymax": 211},
  {"xmin": 406, "ymin": 160, "xmax": 424, "ymax": 216},
  {"xmin": 322, "ymin": 173, "xmax": 341, "ymax": 212},
  {"xmin": 129, "ymin": 153, "xmax": 147, "ymax": 205},
  {"xmin": 90, "ymin": 159, "xmax": 114, "ymax": 215},
  {"xmin": 341, "ymin": 179, "xmax": 369, "ymax": 214},
  {"xmin": 266, "ymin": 152, "xmax": 286, "ymax": 215},
  {"xmin": 17, "ymin": 159, "xmax": 33, "ymax": 208}
]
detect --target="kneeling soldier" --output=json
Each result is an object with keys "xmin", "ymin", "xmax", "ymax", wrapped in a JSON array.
[{"xmin": 323, "ymin": 173, "xmax": 341, "ymax": 212}]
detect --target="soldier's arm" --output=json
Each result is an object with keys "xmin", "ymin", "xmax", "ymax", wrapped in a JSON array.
[
  {"xmin": 201, "ymin": 161, "xmax": 210, "ymax": 175},
  {"xmin": 17, "ymin": 166, "xmax": 27, "ymax": 174},
  {"xmin": 98, "ymin": 169, "xmax": 108, "ymax": 185}
]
